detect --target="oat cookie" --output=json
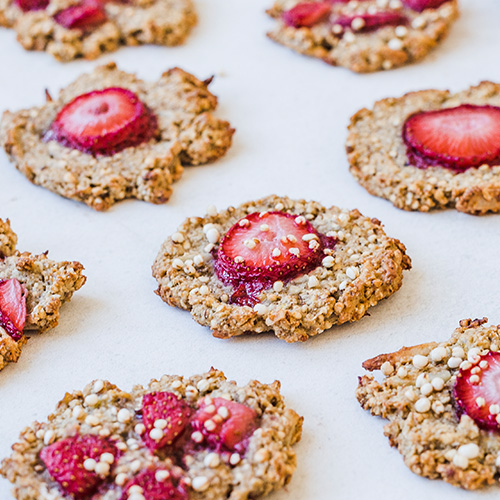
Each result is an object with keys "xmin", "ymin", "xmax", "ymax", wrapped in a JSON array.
[
  {"xmin": 348, "ymin": 81, "xmax": 500, "ymax": 214},
  {"xmin": 266, "ymin": 0, "xmax": 458, "ymax": 73},
  {"xmin": 357, "ymin": 318, "xmax": 500, "ymax": 490},
  {"xmin": 0, "ymin": 218, "xmax": 86, "ymax": 371},
  {"xmin": 152, "ymin": 195, "xmax": 411, "ymax": 342},
  {"xmin": 0, "ymin": 0, "xmax": 196, "ymax": 61},
  {"xmin": 1, "ymin": 368, "xmax": 303, "ymax": 500},
  {"xmin": 0, "ymin": 63, "xmax": 234, "ymax": 211}
]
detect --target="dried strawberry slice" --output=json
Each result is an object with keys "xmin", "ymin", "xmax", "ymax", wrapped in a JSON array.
[
  {"xmin": 454, "ymin": 351, "xmax": 500, "ymax": 431},
  {"xmin": 403, "ymin": 0, "xmax": 449, "ymax": 12},
  {"xmin": 45, "ymin": 87, "xmax": 158, "ymax": 156},
  {"xmin": 191, "ymin": 397, "xmax": 258, "ymax": 454},
  {"xmin": 282, "ymin": 2, "xmax": 332, "ymax": 28},
  {"xmin": 403, "ymin": 105, "xmax": 500, "ymax": 172},
  {"xmin": 54, "ymin": 0, "xmax": 107, "ymax": 29},
  {"xmin": 40, "ymin": 434, "xmax": 119, "ymax": 499},
  {"xmin": 0, "ymin": 279, "xmax": 27, "ymax": 341},
  {"xmin": 14, "ymin": 0, "xmax": 49, "ymax": 12},
  {"xmin": 333, "ymin": 11, "xmax": 408, "ymax": 32},
  {"xmin": 214, "ymin": 211, "xmax": 335, "ymax": 306},
  {"xmin": 120, "ymin": 469, "xmax": 188, "ymax": 500},
  {"xmin": 141, "ymin": 392, "xmax": 192, "ymax": 453}
]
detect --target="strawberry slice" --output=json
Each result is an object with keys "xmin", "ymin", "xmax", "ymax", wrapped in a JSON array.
[
  {"xmin": 0, "ymin": 279, "xmax": 27, "ymax": 341},
  {"xmin": 45, "ymin": 87, "xmax": 158, "ymax": 156},
  {"xmin": 40, "ymin": 434, "xmax": 119, "ymax": 499},
  {"xmin": 141, "ymin": 392, "xmax": 192, "ymax": 453},
  {"xmin": 333, "ymin": 12, "xmax": 408, "ymax": 32},
  {"xmin": 454, "ymin": 351, "xmax": 500, "ymax": 431},
  {"xmin": 403, "ymin": 0, "xmax": 449, "ymax": 12},
  {"xmin": 403, "ymin": 105, "xmax": 500, "ymax": 172},
  {"xmin": 120, "ymin": 469, "xmax": 188, "ymax": 500},
  {"xmin": 54, "ymin": 0, "xmax": 107, "ymax": 30},
  {"xmin": 14, "ymin": 0, "xmax": 49, "ymax": 12},
  {"xmin": 282, "ymin": 2, "xmax": 332, "ymax": 28},
  {"xmin": 214, "ymin": 211, "xmax": 336, "ymax": 306},
  {"xmin": 191, "ymin": 397, "xmax": 258, "ymax": 454}
]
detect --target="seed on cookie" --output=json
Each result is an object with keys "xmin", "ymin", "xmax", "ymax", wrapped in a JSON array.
[
  {"xmin": 357, "ymin": 317, "xmax": 500, "ymax": 490},
  {"xmin": 266, "ymin": 0, "xmax": 458, "ymax": 72},
  {"xmin": 0, "ymin": 63, "xmax": 235, "ymax": 211},
  {"xmin": 347, "ymin": 81, "xmax": 500, "ymax": 214},
  {"xmin": 0, "ymin": 370, "xmax": 303, "ymax": 500},
  {"xmin": 153, "ymin": 195, "xmax": 411, "ymax": 342}
]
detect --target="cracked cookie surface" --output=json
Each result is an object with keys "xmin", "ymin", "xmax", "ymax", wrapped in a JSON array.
[
  {"xmin": 0, "ymin": 369, "xmax": 303, "ymax": 500},
  {"xmin": 0, "ymin": 218, "xmax": 86, "ymax": 371},
  {"xmin": 152, "ymin": 195, "xmax": 411, "ymax": 343},
  {"xmin": 0, "ymin": 63, "xmax": 234, "ymax": 211},
  {"xmin": 357, "ymin": 318, "xmax": 500, "ymax": 490},
  {"xmin": 266, "ymin": 0, "xmax": 458, "ymax": 73},
  {"xmin": 348, "ymin": 81, "xmax": 500, "ymax": 214},
  {"xmin": 0, "ymin": 0, "xmax": 197, "ymax": 61}
]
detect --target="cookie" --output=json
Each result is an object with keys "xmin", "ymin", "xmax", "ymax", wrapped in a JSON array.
[
  {"xmin": 0, "ymin": 0, "xmax": 196, "ymax": 61},
  {"xmin": 347, "ymin": 81, "xmax": 500, "ymax": 214},
  {"xmin": 356, "ymin": 317, "xmax": 500, "ymax": 490},
  {"xmin": 152, "ymin": 195, "xmax": 411, "ymax": 343},
  {"xmin": 1, "ymin": 368, "xmax": 303, "ymax": 500},
  {"xmin": 0, "ymin": 63, "xmax": 235, "ymax": 211},
  {"xmin": 0, "ymin": 218, "xmax": 86, "ymax": 371},
  {"xmin": 266, "ymin": 0, "xmax": 458, "ymax": 73}
]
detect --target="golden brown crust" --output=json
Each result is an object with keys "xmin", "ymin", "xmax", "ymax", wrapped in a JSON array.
[
  {"xmin": 0, "ymin": 218, "xmax": 86, "ymax": 372},
  {"xmin": 356, "ymin": 317, "xmax": 500, "ymax": 490},
  {"xmin": 266, "ymin": 0, "xmax": 458, "ymax": 73},
  {"xmin": 0, "ymin": 0, "xmax": 197, "ymax": 61},
  {"xmin": 0, "ymin": 251, "xmax": 86, "ymax": 332},
  {"xmin": 362, "ymin": 341, "xmax": 438, "ymax": 371},
  {"xmin": 0, "ymin": 330, "xmax": 27, "ymax": 371},
  {"xmin": 152, "ymin": 195, "xmax": 411, "ymax": 342},
  {"xmin": 0, "ymin": 218, "xmax": 17, "ymax": 258},
  {"xmin": 347, "ymin": 81, "xmax": 500, "ymax": 214},
  {"xmin": 0, "ymin": 63, "xmax": 235, "ymax": 211},
  {"xmin": 1, "ymin": 369, "xmax": 303, "ymax": 500}
]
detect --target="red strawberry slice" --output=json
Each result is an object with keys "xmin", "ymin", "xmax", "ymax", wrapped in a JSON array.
[
  {"xmin": 403, "ymin": 105, "xmax": 500, "ymax": 172},
  {"xmin": 54, "ymin": 0, "xmax": 107, "ymax": 30},
  {"xmin": 191, "ymin": 397, "xmax": 258, "ymax": 454},
  {"xmin": 141, "ymin": 392, "xmax": 192, "ymax": 453},
  {"xmin": 120, "ymin": 469, "xmax": 188, "ymax": 500},
  {"xmin": 334, "ymin": 12, "xmax": 408, "ymax": 32},
  {"xmin": 214, "ymin": 211, "xmax": 335, "ymax": 306},
  {"xmin": 45, "ymin": 87, "xmax": 158, "ymax": 156},
  {"xmin": 0, "ymin": 279, "xmax": 27, "ymax": 341},
  {"xmin": 14, "ymin": 0, "xmax": 49, "ymax": 12},
  {"xmin": 40, "ymin": 434, "xmax": 119, "ymax": 499},
  {"xmin": 454, "ymin": 351, "xmax": 500, "ymax": 431},
  {"xmin": 403, "ymin": 0, "xmax": 449, "ymax": 12},
  {"xmin": 282, "ymin": 2, "xmax": 332, "ymax": 28}
]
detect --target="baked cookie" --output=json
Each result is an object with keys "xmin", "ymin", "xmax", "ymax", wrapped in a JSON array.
[
  {"xmin": 152, "ymin": 195, "xmax": 411, "ymax": 342},
  {"xmin": 0, "ymin": 0, "xmax": 196, "ymax": 61},
  {"xmin": 357, "ymin": 317, "xmax": 500, "ymax": 490},
  {"xmin": 348, "ymin": 81, "xmax": 500, "ymax": 214},
  {"xmin": 1, "ymin": 368, "xmax": 303, "ymax": 500},
  {"xmin": 266, "ymin": 0, "xmax": 458, "ymax": 73},
  {"xmin": 0, "ymin": 218, "xmax": 86, "ymax": 371},
  {"xmin": 0, "ymin": 63, "xmax": 234, "ymax": 211}
]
